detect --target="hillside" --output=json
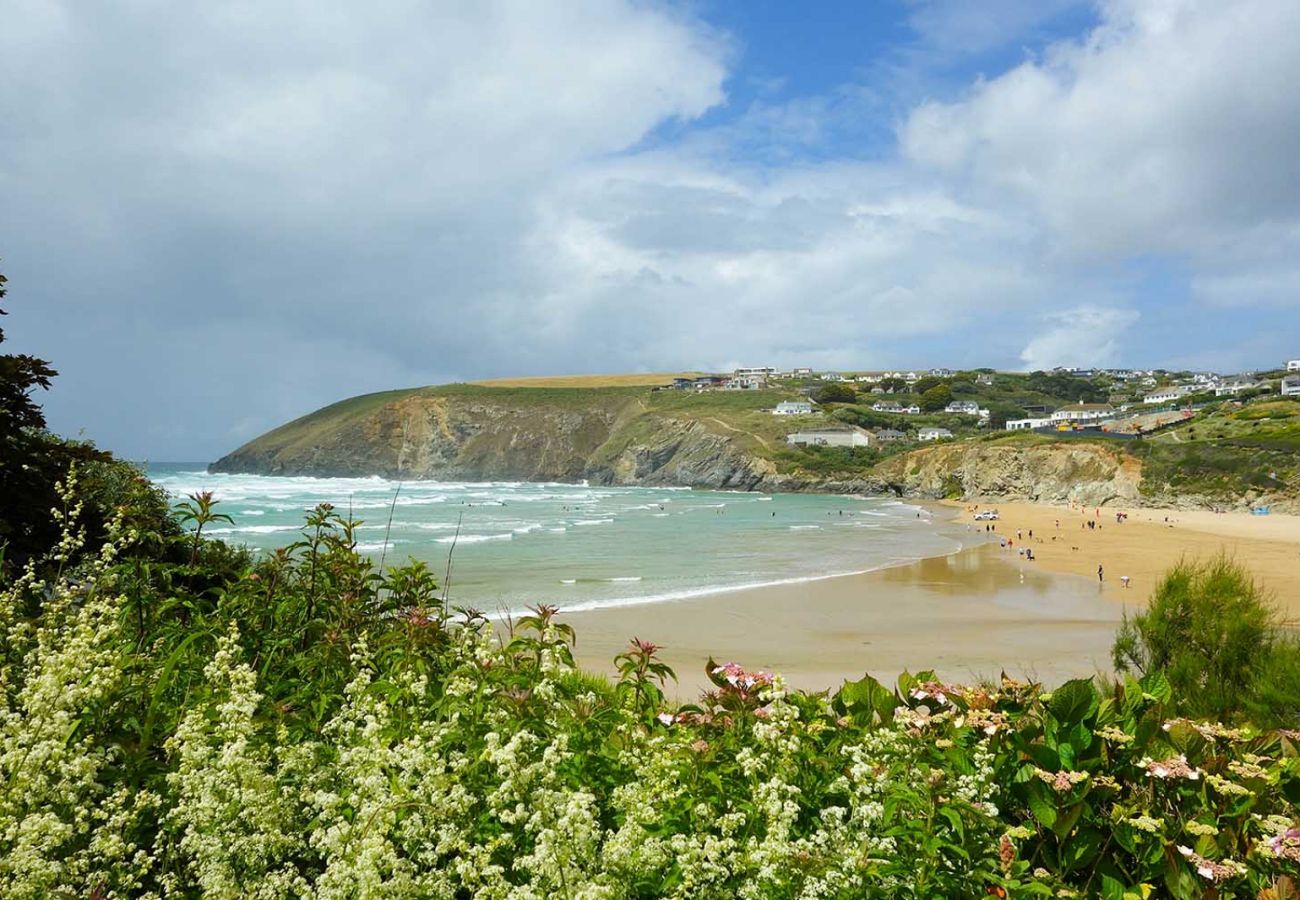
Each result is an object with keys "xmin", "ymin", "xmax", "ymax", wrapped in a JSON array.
[
  {"xmin": 210, "ymin": 383, "xmax": 871, "ymax": 491},
  {"xmin": 212, "ymin": 379, "xmax": 1300, "ymax": 508}
]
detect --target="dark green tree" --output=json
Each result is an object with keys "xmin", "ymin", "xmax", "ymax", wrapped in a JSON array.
[
  {"xmin": 812, "ymin": 383, "xmax": 856, "ymax": 404},
  {"xmin": 918, "ymin": 383, "xmax": 953, "ymax": 412}
]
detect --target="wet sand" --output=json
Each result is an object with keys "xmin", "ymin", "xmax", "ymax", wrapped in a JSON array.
[
  {"xmin": 565, "ymin": 543, "xmax": 1121, "ymax": 698},
  {"xmin": 947, "ymin": 502, "xmax": 1300, "ymax": 619}
]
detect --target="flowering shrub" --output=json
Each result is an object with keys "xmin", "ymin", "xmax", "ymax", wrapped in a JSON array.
[{"xmin": 0, "ymin": 481, "xmax": 1296, "ymax": 897}]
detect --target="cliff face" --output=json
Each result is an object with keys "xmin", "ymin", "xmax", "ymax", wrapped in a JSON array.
[
  {"xmin": 213, "ymin": 388, "xmax": 1146, "ymax": 503},
  {"xmin": 873, "ymin": 442, "xmax": 1143, "ymax": 506},
  {"xmin": 210, "ymin": 390, "xmax": 792, "ymax": 490}
]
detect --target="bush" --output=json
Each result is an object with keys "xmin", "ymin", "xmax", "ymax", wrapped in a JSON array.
[
  {"xmin": 1112, "ymin": 556, "xmax": 1295, "ymax": 724},
  {"xmin": 2, "ymin": 483, "xmax": 1298, "ymax": 897},
  {"xmin": 812, "ymin": 382, "xmax": 856, "ymax": 404}
]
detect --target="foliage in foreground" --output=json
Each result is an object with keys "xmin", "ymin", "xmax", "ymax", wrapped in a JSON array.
[
  {"xmin": 1113, "ymin": 556, "xmax": 1300, "ymax": 726},
  {"xmin": 0, "ymin": 481, "xmax": 1297, "ymax": 898}
]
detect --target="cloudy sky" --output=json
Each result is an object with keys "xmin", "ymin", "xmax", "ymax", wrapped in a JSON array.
[{"xmin": 3, "ymin": 0, "xmax": 1299, "ymax": 460}]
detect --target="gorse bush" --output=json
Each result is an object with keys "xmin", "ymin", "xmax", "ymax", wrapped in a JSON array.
[{"xmin": 1112, "ymin": 556, "xmax": 1300, "ymax": 726}]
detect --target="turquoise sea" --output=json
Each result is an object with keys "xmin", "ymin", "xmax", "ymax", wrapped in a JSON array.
[{"xmin": 147, "ymin": 464, "xmax": 976, "ymax": 615}]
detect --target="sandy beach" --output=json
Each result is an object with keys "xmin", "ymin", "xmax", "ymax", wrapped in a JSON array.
[
  {"xmin": 949, "ymin": 501, "xmax": 1300, "ymax": 619},
  {"xmin": 560, "ymin": 500, "xmax": 1300, "ymax": 698},
  {"xmin": 566, "ymin": 542, "xmax": 1122, "ymax": 697}
]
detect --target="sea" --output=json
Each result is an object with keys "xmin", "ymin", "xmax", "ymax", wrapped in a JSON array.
[{"xmin": 147, "ymin": 464, "xmax": 976, "ymax": 616}]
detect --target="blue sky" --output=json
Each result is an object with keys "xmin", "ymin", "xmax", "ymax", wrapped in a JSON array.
[{"xmin": 2, "ymin": 0, "xmax": 1298, "ymax": 459}]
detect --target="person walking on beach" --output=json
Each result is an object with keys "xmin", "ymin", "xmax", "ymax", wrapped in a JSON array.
[{"xmin": 1097, "ymin": 564, "xmax": 1104, "ymax": 583}]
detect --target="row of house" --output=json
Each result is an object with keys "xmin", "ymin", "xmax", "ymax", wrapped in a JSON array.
[{"xmin": 785, "ymin": 425, "xmax": 950, "ymax": 448}]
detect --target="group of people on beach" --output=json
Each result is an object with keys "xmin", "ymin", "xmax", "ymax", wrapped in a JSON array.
[{"xmin": 969, "ymin": 503, "xmax": 1134, "ymax": 591}]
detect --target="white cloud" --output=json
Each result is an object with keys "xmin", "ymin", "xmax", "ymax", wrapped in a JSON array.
[
  {"xmin": 901, "ymin": 0, "xmax": 1300, "ymax": 260},
  {"xmin": 1020, "ymin": 306, "xmax": 1140, "ymax": 370},
  {"xmin": 3, "ymin": 0, "xmax": 1299, "ymax": 459}
]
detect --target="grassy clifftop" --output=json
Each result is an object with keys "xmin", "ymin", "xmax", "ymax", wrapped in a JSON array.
[{"xmin": 213, "ymin": 380, "xmax": 1300, "ymax": 507}]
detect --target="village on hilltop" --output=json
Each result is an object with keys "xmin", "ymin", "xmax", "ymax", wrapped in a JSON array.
[{"xmin": 657, "ymin": 359, "xmax": 1300, "ymax": 451}]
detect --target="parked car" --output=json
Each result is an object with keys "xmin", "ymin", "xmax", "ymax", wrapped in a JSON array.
[{"xmin": 973, "ymin": 510, "xmax": 999, "ymax": 521}]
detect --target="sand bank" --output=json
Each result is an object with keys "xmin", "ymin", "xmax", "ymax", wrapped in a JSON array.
[
  {"xmin": 565, "ymin": 542, "xmax": 1121, "ymax": 698},
  {"xmin": 946, "ymin": 501, "xmax": 1300, "ymax": 619}
]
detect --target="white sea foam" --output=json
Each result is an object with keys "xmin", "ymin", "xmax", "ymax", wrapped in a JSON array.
[
  {"xmin": 435, "ymin": 533, "xmax": 513, "ymax": 544},
  {"xmin": 207, "ymin": 524, "xmax": 301, "ymax": 535},
  {"xmin": 606, "ymin": 576, "xmax": 641, "ymax": 582},
  {"xmin": 789, "ymin": 524, "xmax": 821, "ymax": 530},
  {"xmin": 573, "ymin": 519, "xmax": 613, "ymax": 526}
]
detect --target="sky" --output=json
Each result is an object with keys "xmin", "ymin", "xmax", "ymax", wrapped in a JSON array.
[{"xmin": 2, "ymin": 0, "xmax": 1299, "ymax": 460}]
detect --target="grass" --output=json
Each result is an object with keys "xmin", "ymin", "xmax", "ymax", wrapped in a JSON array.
[{"xmin": 469, "ymin": 373, "xmax": 697, "ymax": 388}]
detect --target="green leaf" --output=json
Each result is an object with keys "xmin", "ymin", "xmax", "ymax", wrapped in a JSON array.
[
  {"xmin": 1050, "ymin": 677, "xmax": 1099, "ymax": 727},
  {"xmin": 1139, "ymin": 670, "xmax": 1172, "ymax": 705},
  {"xmin": 1027, "ymin": 783, "xmax": 1057, "ymax": 828}
]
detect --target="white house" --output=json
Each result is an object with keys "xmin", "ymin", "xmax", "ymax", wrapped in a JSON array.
[
  {"xmin": 725, "ymin": 374, "xmax": 767, "ymax": 390},
  {"xmin": 1005, "ymin": 417, "xmax": 1052, "ymax": 431},
  {"xmin": 786, "ymin": 426, "xmax": 873, "ymax": 448},
  {"xmin": 1050, "ymin": 403, "xmax": 1115, "ymax": 422},
  {"xmin": 1143, "ymin": 385, "xmax": 1196, "ymax": 404},
  {"xmin": 1282, "ymin": 375, "xmax": 1300, "ymax": 397},
  {"xmin": 918, "ymin": 427, "xmax": 953, "ymax": 441},
  {"xmin": 734, "ymin": 367, "xmax": 777, "ymax": 378},
  {"xmin": 1287, "ymin": 360, "xmax": 1300, "ymax": 372},
  {"xmin": 772, "ymin": 400, "xmax": 814, "ymax": 416},
  {"xmin": 819, "ymin": 372, "xmax": 847, "ymax": 382},
  {"xmin": 873, "ymin": 401, "xmax": 920, "ymax": 414},
  {"xmin": 929, "ymin": 367, "xmax": 954, "ymax": 377},
  {"xmin": 1214, "ymin": 376, "xmax": 1262, "ymax": 396},
  {"xmin": 945, "ymin": 400, "xmax": 982, "ymax": 415},
  {"xmin": 874, "ymin": 428, "xmax": 906, "ymax": 442},
  {"xmin": 792, "ymin": 367, "xmax": 814, "ymax": 377},
  {"xmin": 975, "ymin": 373, "xmax": 995, "ymax": 386}
]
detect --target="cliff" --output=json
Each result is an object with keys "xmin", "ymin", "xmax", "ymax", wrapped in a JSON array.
[
  {"xmin": 210, "ymin": 385, "xmax": 815, "ymax": 491},
  {"xmin": 872, "ymin": 440, "xmax": 1144, "ymax": 506},
  {"xmin": 215, "ymin": 384, "xmax": 1293, "ymax": 509}
]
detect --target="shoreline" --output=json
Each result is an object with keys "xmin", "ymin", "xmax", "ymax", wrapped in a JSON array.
[
  {"xmin": 560, "ymin": 497, "xmax": 1300, "ymax": 698},
  {"xmin": 563, "ymin": 536, "xmax": 1123, "ymax": 698}
]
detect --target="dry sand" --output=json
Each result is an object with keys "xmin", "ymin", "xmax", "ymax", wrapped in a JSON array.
[
  {"xmin": 559, "ymin": 500, "xmax": 1300, "ymax": 699},
  {"xmin": 950, "ymin": 501, "xmax": 1300, "ymax": 620}
]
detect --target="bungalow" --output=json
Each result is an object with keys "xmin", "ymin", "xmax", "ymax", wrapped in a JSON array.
[
  {"xmin": 874, "ymin": 428, "xmax": 906, "ymax": 442},
  {"xmin": 792, "ymin": 367, "xmax": 814, "ymax": 377},
  {"xmin": 819, "ymin": 372, "xmax": 847, "ymax": 382},
  {"xmin": 1050, "ymin": 403, "xmax": 1115, "ymax": 423},
  {"xmin": 872, "ymin": 401, "xmax": 920, "ymax": 414},
  {"xmin": 725, "ymin": 373, "xmax": 767, "ymax": 390},
  {"xmin": 944, "ymin": 400, "xmax": 982, "ymax": 415},
  {"xmin": 1143, "ymin": 385, "xmax": 1195, "ymax": 404},
  {"xmin": 1005, "ymin": 417, "xmax": 1053, "ymax": 431},
  {"xmin": 975, "ymin": 373, "xmax": 995, "ymax": 386},
  {"xmin": 1282, "ymin": 375, "xmax": 1300, "ymax": 397},
  {"xmin": 772, "ymin": 400, "xmax": 814, "ymax": 416},
  {"xmin": 1214, "ymin": 376, "xmax": 1262, "ymax": 396},
  {"xmin": 929, "ymin": 367, "xmax": 954, "ymax": 377},
  {"xmin": 692, "ymin": 375, "xmax": 727, "ymax": 391},
  {"xmin": 918, "ymin": 427, "xmax": 953, "ymax": 442},
  {"xmin": 669, "ymin": 377, "xmax": 694, "ymax": 390},
  {"xmin": 786, "ymin": 426, "xmax": 873, "ymax": 448}
]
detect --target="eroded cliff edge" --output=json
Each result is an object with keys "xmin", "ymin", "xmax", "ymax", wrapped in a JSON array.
[{"xmin": 212, "ymin": 385, "xmax": 1170, "ymax": 505}]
